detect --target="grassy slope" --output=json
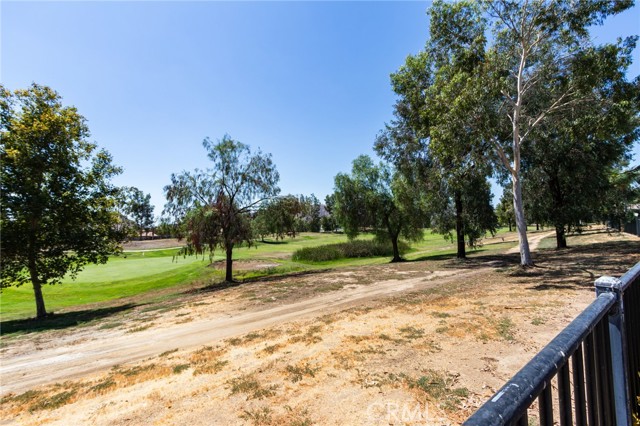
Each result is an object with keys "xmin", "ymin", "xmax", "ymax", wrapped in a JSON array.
[{"xmin": 1, "ymin": 229, "xmax": 513, "ymax": 320}]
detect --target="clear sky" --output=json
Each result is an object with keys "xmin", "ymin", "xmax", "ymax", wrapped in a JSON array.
[{"xmin": 2, "ymin": 1, "xmax": 639, "ymax": 217}]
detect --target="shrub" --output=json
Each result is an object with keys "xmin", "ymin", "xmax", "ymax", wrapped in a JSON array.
[{"xmin": 292, "ymin": 239, "xmax": 409, "ymax": 262}]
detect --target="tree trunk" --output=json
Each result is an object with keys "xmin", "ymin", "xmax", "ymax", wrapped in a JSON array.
[
  {"xmin": 555, "ymin": 225, "xmax": 567, "ymax": 249},
  {"xmin": 455, "ymin": 190, "xmax": 466, "ymax": 259},
  {"xmin": 536, "ymin": 223, "xmax": 539, "ymax": 231},
  {"xmin": 225, "ymin": 245, "xmax": 234, "ymax": 282},
  {"xmin": 508, "ymin": 221, "xmax": 512, "ymax": 232},
  {"xmin": 390, "ymin": 234, "xmax": 402, "ymax": 263},
  {"xmin": 28, "ymin": 260, "xmax": 47, "ymax": 319},
  {"xmin": 512, "ymin": 175, "xmax": 533, "ymax": 266},
  {"xmin": 510, "ymin": 46, "xmax": 533, "ymax": 267}
]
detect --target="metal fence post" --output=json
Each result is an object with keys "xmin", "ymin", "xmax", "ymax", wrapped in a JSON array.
[{"xmin": 595, "ymin": 275, "xmax": 632, "ymax": 426}]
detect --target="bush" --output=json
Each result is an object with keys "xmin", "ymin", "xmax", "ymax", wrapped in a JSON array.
[{"xmin": 292, "ymin": 239, "xmax": 409, "ymax": 262}]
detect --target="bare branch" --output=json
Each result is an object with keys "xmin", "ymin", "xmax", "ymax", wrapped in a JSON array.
[
  {"xmin": 501, "ymin": 89, "xmax": 516, "ymax": 106},
  {"xmin": 492, "ymin": 137, "xmax": 515, "ymax": 175},
  {"xmin": 521, "ymin": 90, "xmax": 583, "ymax": 141}
]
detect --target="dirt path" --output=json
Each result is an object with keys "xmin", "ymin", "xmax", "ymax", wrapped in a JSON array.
[
  {"xmin": 1, "ymin": 267, "xmax": 487, "ymax": 396},
  {"xmin": 506, "ymin": 230, "xmax": 554, "ymax": 254}
]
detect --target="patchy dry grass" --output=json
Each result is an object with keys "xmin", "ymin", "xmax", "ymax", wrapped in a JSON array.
[
  {"xmin": 407, "ymin": 370, "xmax": 471, "ymax": 412},
  {"xmin": 228, "ymin": 374, "xmax": 278, "ymax": 400},
  {"xmin": 189, "ymin": 346, "xmax": 228, "ymax": 375},
  {"xmin": 2, "ymin": 229, "xmax": 637, "ymax": 425},
  {"xmin": 285, "ymin": 362, "xmax": 320, "ymax": 383}
]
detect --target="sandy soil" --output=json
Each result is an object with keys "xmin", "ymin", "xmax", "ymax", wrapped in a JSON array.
[
  {"xmin": 1, "ymin": 228, "xmax": 638, "ymax": 425},
  {"xmin": 122, "ymin": 239, "xmax": 183, "ymax": 251}
]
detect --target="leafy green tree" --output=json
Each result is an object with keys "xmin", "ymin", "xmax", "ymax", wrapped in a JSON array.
[
  {"xmin": 124, "ymin": 187, "xmax": 155, "ymax": 239},
  {"xmin": 294, "ymin": 194, "xmax": 322, "ymax": 232},
  {"xmin": 0, "ymin": 84, "xmax": 125, "ymax": 319},
  {"xmin": 156, "ymin": 217, "xmax": 179, "ymax": 238},
  {"xmin": 377, "ymin": 0, "xmax": 496, "ymax": 259},
  {"xmin": 321, "ymin": 194, "xmax": 338, "ymax": 233},
  {"xmin": 253, "ymin": 195, "xmax": 304, "ymax": 241},
  {"xmin": 306, "ymin": 194, "xmax": 322, "ymax": 233},
  {"xmin": 520, "ymin": 39, "xmax": 640, "ymax": 247},
  {"xmin": 163, "ymin": 135, "xmax": 280, "ymax": 282},
  {"xmin": 333, "ymin": 155, "xmax": 423, "ymax": 262},
  {"xmin": 480, "ymin": 0, "xmax": 634, "ymax": 265},
  {"xmin": 496, "ymin": 187, "xmax": 516, "ymax": 232},
  {"xmin": 599, "ymin": 164, "xmax": 640, "ymax": 231}
]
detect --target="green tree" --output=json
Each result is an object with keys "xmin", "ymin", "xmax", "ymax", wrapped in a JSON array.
[
  {"xmin": 480, "ymin": 0, "xmax": 634, "ymax": 265},
  {"xmin": 295, "ymin": 194, "xmax": 322, "ymax": 233},
  {"xmin": 321, "ymin": 194, "xmax": 338, "ymax": 233},
  {"xmin": 496, "ymin": 188, "xmax": 515, "ymax": 232},
  {"xmin": 377, "ymin": 0, "xmax": 496, "ymax": 259},
  {"xmin": 156, "ymin": 217, "xmax": 179, "ymax": 238},
  {"xmin": 124, "ymin": 187, "xmax": 155, "ymax": 239},
  {"xmin": 163, "ymin": 135, "xmax": 280, "ymax": 282},
  {"xmin": 599, "ymin": 165, "xmax": 640, "ymax": 231},
  {"xmin": 520, "ymin": 39, "xmax": 640, "ymax": 247},
  {"xmin": 333, "ymin": 155, "xmax": 423, "ymax": 262},
  {"xmin": 253, "ymin": 195, "xmax": 304, "ymax": 241},
  {"xmin": 0, "ymin": 84, "xmax": 125, "ymax": 319}
]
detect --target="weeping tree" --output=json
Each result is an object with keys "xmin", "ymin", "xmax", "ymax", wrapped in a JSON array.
[
  {"xmin": 163, "ymin": 135, "xmax": 280, "ymax": 282},
  {"xmin": 333, "ymin": 155, "xmax": 424, "ymax": 262}
]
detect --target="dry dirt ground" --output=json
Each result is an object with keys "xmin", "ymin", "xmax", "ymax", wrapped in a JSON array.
[{"xmin": 1, "ymin": 228, "xmax": 638, "ymax": 425}]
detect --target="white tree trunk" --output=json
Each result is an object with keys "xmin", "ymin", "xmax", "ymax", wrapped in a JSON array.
[
  {"xmin": 510, "ymin": 42, "xmax": 534, "ymax": 267},
  {"xmin": 512, "ymin": 173, "xmax": 533, "ymax": 266}
]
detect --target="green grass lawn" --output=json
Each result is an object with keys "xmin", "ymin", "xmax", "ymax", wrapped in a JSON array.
[{"xmin": 1, "ymin": 228, "xmax": 515, "ymax": 321}]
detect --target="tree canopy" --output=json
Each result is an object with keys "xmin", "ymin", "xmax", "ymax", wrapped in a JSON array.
[
  {"xmin": 163, "ymin": 135, "xmax": 280, "ymax": 282},
  {"xmin": 0, "ymin": 84, "xmax": 125, "ymax": 319},
  {"xmin": 333, "ymin": 155, "xmax": 424, "ymax": 262},
  {"xmin": 123, "ymin": 187, "xmax": 155, "ymax": 239},
  {"xmin": 480, "ymin": 0, "xmax": 635, "ymax": 264},
  {"xmin": 253, "ymin": 195, "xmax": 304, "ymax": 241},
  {"xmin": 520, "ymin": 38, "xmax": 640, "ymax": 247},
  {"xmin": 376, "ymin": 0, "xmax": 497, "ymax": 259}
]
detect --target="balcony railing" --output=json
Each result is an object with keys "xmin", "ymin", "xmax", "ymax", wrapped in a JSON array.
[{"xmin": 464, "ymin": 262, "xmax": 640, "ymax": 426}]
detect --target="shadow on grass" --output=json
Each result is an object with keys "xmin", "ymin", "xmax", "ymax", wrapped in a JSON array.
[{"xmin": 1, "ymin": 304, "xmax": 137, "ymax": 336}]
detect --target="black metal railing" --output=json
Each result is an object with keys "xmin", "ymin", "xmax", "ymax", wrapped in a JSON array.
[{"xmin": 464, "ymin": 262, "xmax": 640, "ymax": 426}]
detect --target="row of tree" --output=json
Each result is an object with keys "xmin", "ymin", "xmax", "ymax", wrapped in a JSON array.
[
  {"xmin": 366, "ymin": 0, "xmax": 640, "ymax": 267},
  {"xmin": 2, "ymin": 1, "xmax": 639, "ymax": 319}
]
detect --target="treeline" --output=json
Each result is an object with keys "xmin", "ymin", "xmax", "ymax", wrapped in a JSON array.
[{"xmin": 365, "ymin": 0, "xmax": 640, "ymax": 266}]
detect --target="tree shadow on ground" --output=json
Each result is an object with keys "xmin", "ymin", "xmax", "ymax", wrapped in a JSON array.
[
  {"xmin": 516, "ymin": 241, "xmax": 638, "ymax": 290},
  {"xmin": 409, "ymin": 251, "xmax": 519, "ymax": 268},
  {"xmin": 257, "ymin": 240, "xmax": 289, "ymax": 245},
  {"xmin": 408, "ymin": 240, "xmax": 638, "ymax": 291},
  {"xmin": 1, "ymin": 304, "xmax": 137, "ymax": 336}
]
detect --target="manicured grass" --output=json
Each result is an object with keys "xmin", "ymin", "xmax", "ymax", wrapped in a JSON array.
[
  {"xmin": 1, "ymin": 259, "xmax": 210, "ymax": 320},
  {"xmin": 0, "ymin": 229, "xmax": 515, "ymax": 321}
]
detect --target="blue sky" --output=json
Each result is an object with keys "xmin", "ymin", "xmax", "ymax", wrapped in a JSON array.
[{"xmin": 2, "ymin": 1, "xmax": 639, "ymax": 216}]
